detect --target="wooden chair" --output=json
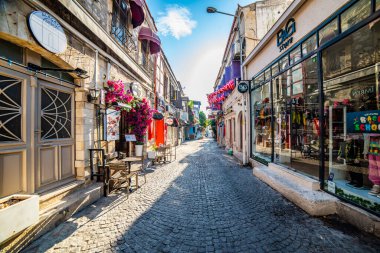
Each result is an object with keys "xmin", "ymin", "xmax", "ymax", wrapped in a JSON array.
[
  {"xmin": 105, "ymin": 158, "xmax": 138, "ymax": 197},
  {"xmin": 129, "ymin": 156, "xmax": 147, "ymax": 186}
]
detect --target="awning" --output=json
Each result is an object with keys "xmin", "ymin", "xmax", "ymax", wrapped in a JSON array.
[
  {"xmin": 138, "ymin": 27, "xmax": 161, "ymax": 54},
  {"xmin": 130, "ymin": 0, "xmax": 144, "ymax": 28}
]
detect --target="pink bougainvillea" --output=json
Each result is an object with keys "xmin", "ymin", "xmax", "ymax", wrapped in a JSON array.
[
  {"xmin": 105, "ymin": 80, "xmax": 134, "ymax": 109},
  {"xmin": 123, "ymin": 98, "xmax": 154, "ymax": 144}
]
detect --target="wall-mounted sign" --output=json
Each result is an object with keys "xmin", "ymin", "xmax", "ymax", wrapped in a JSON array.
[
  {"xmin": 277, "ymin": 18, "xmax": 296, "ymax": 52},
  {"xmin": 106, "ymin": 109, "xmax": 120, "ymax": 141},
  {"xmin": 131, "ymin": 82, "xmax": 143, "ymax": 98},
  {"xmin": 347, "ymin": 110, "xmax": 380, "ymax": 133},
  {"xmin": 166, "ymin": 118, "xmax": 174, "ymax": 125},
  {"xmin": 28, "ymin": 11, "xmax": 67, "ymax": 54},
  {"xmin": 237, "ymin": 82, "xmax": 249, "ymax": 93}
]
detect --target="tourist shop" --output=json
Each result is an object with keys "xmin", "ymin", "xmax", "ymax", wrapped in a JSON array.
[{"xmin": 245, "ymin": 0, "xmax": 380, "ymax": 216}]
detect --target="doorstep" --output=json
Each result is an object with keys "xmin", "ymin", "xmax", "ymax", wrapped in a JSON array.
[
  {"xmin": 250, "ymin": 159, "xmax": 380, "ymax": 238},
  {"xmin": 251, "ymin": 160, "xmax": 337, "ymax": 216},
  {"xmin": 0, "ymin": 181, "xmax": 103, "ymax": 252}
]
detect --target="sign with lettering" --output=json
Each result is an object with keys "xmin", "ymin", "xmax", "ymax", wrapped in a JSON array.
[
  {"xmin": 347, "ymin": 110, "xmax": 380, "ymax": 133},
  {"xmin": 28, "ymin": 11, "xmax": 67, "ymax": 54},
  {"xmin": 237, "ymin": 82, "xmax": 249, "ymax": 93},
  {"xmin": 277, "ymin": 18, "xmax": 296, "ymax": 52},
  {"xmin": 351, "ymin": 85, "xmax": 375, "ymax": 98}
]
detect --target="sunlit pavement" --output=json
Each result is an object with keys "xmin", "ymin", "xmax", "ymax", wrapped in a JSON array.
[{"xmin": 24, "ymin": 139, "xmax": 380, "ymax": 253}]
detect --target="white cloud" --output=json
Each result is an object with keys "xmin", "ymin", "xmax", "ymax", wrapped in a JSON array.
[{"xmin": 157, "ymin": 6, "xmax": 197, "ymax": 40}]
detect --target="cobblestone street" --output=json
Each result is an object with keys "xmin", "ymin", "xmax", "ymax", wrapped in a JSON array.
[{"xmin": 24, "ymin": 139, "xmax": 380, "ymax": 253}]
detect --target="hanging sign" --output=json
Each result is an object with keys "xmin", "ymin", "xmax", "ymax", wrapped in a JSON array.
[
  {"xmin": 347, "ymin": 110, "xmax": 380, "ymax": 133},
  {"xmin": 166, "ymin": 118, "xmax": 174, "ymax": 126},
  {"xmin": 277, "ymin": 18, "xmax": 296, "ymax": 52},
  {"xmin": 106, "ymin": 109, "xmax": 120, "ymax": 141},
  {"xmin": 131, "ymin": 82, "xmax": 143, "ymax": 98},
  {"xmin": 28, "ymin": 11, "xmax": 67, "ymax": 54},
  {"xmin": 237, "ymin": 81, "xmax": 249, "ymax": 93}
]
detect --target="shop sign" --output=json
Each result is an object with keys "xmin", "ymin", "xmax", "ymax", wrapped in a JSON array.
[
  {"xmin": 237, "ymin": 81, "xmax": 249, "ymax": 93},
  {"xmin": 351, "ymin": 86, "xmax": 375, "ymax": 98},
  {"xmin": 131, "ymin": 82, "xmax": 143, "ymax": 98},
  {"xmin": 106, "ymin": 109, "xmax": 120, "ymax": 141},
  {"xmin": 28, "ymin": 11, "xmax": 67, "ymax": 54},
  {"xmin": 277, "ymin": 18, "xmax": 296, "ymax": 52},
  {"xmin": 166, "ymin": 118, "xmax": 174, "ymax": 125},
  {"xmin": 347, "ymin": 110, "xmax": 380, "ymax": 133}
]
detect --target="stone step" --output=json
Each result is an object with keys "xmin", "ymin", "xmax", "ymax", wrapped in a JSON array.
[
  {"xmin": 253, "ymin": 163, "xmax": 337, "ymax": 216},
  {"xmin": 39, "ymin": 180, "xmax": 85, "ymax": 210},
  {"xmin": 0, "ymin": 182, "xmax": 103, "ymax": 253}
]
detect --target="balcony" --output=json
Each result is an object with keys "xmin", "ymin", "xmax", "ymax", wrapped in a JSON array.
[{"xmin": 111, "ymin": 20, "xmax": 138, "ymax": 60}]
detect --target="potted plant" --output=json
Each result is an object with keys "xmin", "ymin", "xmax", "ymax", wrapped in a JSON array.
[
  {"xmin": 0, "ymin": 194, "xmax": 39, "ymax": 243},
  {"xmin": 124, "ymin": 98, "xmax": 154, "ymax": 157},
  {"xmin": 147, "ymin": 144, "xmax": 158, "ymax": 159}
]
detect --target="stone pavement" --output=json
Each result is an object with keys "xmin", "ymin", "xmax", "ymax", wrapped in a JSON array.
[{"xmin": 24, "ymin": 139, "xmax": 380, "ymax": 253}]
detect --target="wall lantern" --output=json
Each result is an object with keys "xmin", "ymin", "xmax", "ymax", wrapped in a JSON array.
[{"xmin": 87, "ymin": 88, "xmax": 100, "ymax": 103}]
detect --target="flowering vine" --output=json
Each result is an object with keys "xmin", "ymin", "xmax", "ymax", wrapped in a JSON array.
[
  {"xmin": 105, "ymin": 80, "xmax": 134, "ymax": 110},
  {"xmin": 123, "ymin": 98, "xmax": 154, "ymax": 144}
]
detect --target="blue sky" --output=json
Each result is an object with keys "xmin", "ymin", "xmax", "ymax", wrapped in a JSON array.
[{"xmin": 146, "ymin": 0, "xmax": 257, "ymax": 111}]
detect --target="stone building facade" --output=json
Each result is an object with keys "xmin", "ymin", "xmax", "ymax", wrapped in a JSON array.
[{"xmin": 0, "ymin": 0, "xmax": 184, "ymax": 248}]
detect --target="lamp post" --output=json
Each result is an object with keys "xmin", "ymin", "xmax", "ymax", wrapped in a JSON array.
[{"xmin": 207, "ymin": 6, "xmax": 248, "ymax": 165}]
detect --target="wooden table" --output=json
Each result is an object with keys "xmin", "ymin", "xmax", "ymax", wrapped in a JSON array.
[{"xmin": 108, "ymin": 157, "xmax": 142, "ymax": 193}]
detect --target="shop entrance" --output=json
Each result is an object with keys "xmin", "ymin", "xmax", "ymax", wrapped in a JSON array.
[
  {"xmin": 0, "ymin": 66, "xmax": 75, "ymax": 197},
  {"xmin": 35, "ymin": 80, "xmax": 75, "ymax": 191}
]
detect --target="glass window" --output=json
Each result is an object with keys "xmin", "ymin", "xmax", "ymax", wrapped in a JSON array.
[
  {"xmin": 252, "ymin": 82, "xmax": 272, "ymax": 162},
  {"xmin": 265, "ymin": 68, "xmax": 271, "ymax": 81},
  {"xmin": 302, "ymin": 34, "xmax": 317, "ymax": 56},
  {"xmin": 256, "ymin": 72, "xmax": 265, "ymax": 85},
  {"xmin": 323, "ymin": 20, "xmax": 380, "ymax": 215},
  {"xmin": 272, "ymin": 62, "xmax": 279, "ymax": 77},
  {"xmin": 273, "ymin": 57, "xmax": 319, "ymax": 179},
  {"xmin": 377, "ymin": 0, "xmax": 380, "ymax": 11},
  {"xmin": 319, "ymin": 18, "xmax": 339, "ymax": 46},
  {"xmin": 341, "ymin": 0, "xmax": 371, "ymax": 33},
  {"xmin": 0, "ymin": 39, "xmax": 23, "ymax": 64},
  {"xmin": 291, "ymin": 65, "xmax": 303, "ymax": 95},
  {"xmin": 323, "ymin": 21, "xmax": 380, "ymax": 80},
  {"xmin": 290, "ymin": 46, "xmax": 302, "ymax": 65},
  {"xmin": 279, "ymin": 55, "xmax": 289, "ymax": 71}
]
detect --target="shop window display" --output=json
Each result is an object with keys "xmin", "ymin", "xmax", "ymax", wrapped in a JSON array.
[
  {"xmin": 273, "ymin": 57, "xmax": 320, "ymax": 178},
  {"xmin": 252, "ymin": 82, "xmax": 272, "ymax": 162},
  {"xmin": 341, "ymin": 0, "xmax": 371, "ymax": 33},
  {"xmin": 323, "ymin": 21, "xmax": 380, "ymax": 213}
]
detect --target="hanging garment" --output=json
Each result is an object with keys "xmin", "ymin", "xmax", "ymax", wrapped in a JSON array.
[{"xmin": 368, "ymin": 135, "xmax": 380, "ymax": 185}]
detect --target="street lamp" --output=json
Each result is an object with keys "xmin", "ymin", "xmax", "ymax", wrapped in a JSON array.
[
  {"xmin": 206, "ymin": 6, "xmax": 243, "ymax": 82},
  {"xmin": 207, "ymin": 6, "xmax": 248, "ymax": 165}
]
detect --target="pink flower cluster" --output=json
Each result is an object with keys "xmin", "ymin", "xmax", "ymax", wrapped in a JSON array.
[
  {"xmin": 105, "ymin": 80, "xmax": 134, "ymax": 106},
  {"xmin": 124, "ymin": 98, "xmax": 154, "ymax": 144}
]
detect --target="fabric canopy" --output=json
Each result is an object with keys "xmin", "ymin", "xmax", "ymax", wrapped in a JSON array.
[
  {"xmin": 138, "ymin": 27, "xmax": 161, "ymax": 54},
  {"xmin": 130, "ymin": 0, "xmax": 145, "ymax": 28}
]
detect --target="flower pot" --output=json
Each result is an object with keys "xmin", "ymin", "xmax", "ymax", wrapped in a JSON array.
[
  {"xmin": 147, "ymin": 151, "xmax": 156, "ymax": 159},
  {"xmin": 0, "ymin": 194, "xmax": 39, "ymax": 243},
  {"xmin": 135, "ymin": 144, "xmax": 143, "ymax": 157}
]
